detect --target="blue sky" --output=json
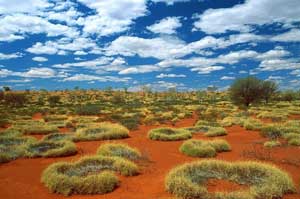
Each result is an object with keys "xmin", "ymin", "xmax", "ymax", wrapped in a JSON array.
[{"xmin": 0, "ymin": 0, "xmax": 300, "ymax": 91}]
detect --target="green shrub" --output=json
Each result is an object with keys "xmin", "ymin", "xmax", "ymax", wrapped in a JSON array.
[
  {"xmin": 42, "ymin": 133, "xmax": 75, "ymax": 142},
  {"xmin": 242, "ymin": 118, "xmax": 263, "ymax": 130},
  {"xmin": 25, "ymin": 141, "xmax": 77, "ymax": 158},
  {"xmin": 260, "ymin": 125, "xmax": 282, "ymax": 139},
  {"xmin": 257, "ymin": 111, "xmax": 288, "ymax": 122},
  {"xmin": 165, "ymin": 160, "xmax": 295, "ymax": 199},
  {"xmin": 41, "ymin": 156, "xmax": 138, "ymax": 195},
  {"xmin": 44, "ymin": 115, "xmax": 68, "ymax": 122},
  {"xmin": 75, "ymin": 104, "xmax": 101, "ymax": 115},
  {"xmin": 264, "ymin": 140, "xmax": 281, "ymax": 148},
  {"xmin": 148, "ymin": 127, "xmax": 192, "ymax": 141},
  {"xmin": 204, "ymin": 127, "xmax": 227, "ymax": 137},
  {"xmin": 288, "ymin": 138, "xmax": 300, "ymax": 146},
  {"xmin": 74, "ymin": 122, "xmax": 129, "ymax": 141},
  {"xmin": 195, "ymin": 120, "xmax": 220, "ymax": 127},
  {"xmin": 180, "ymin": 139, "xmax": 231, "ymax": 158},
  {"xmin": 182, "ymin": 125, "xmax": 210, "ymax": 134},
  {"xmin": 97, "ymin": 143, "xmax": 141, "ymax": 161}
]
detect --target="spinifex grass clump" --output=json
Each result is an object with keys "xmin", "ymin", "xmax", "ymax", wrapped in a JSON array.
[
  {"xmin": 13, "ymin": 120, "xmax": 59, "ymax": 135},
  {"xmin": 180, "ymin": 139, "xmax": 231, "ymax": 158},
  {"xmin": 25, "ymin": 141, "xmax": 77, "ymax": 158},
  {"xmin": 74, "ymin": 122, "xmax": 129, "ymax": 141},
  {"xmin": 42, "ymin": 133, "xmax": 75, "ymax": 142},
  {"xmin": 263, "ymin": 140, "xmax": 281, "ymax": 148},
  {"xmin": 97, "ymin": 143, "xmax": 141, "ymax": 161},
  {"xmin": 204, "ymin": 127, "xmax": 228, "ymax": 137},
  {"xmin": 148, "ymin": 127, "xmax": 192, "ymax": 141},
  {"xmin": 165, "ymin": 160, "xmax": 295, "ymax": 199},
  {"xmin": 181, "ymin": 125, "xmax": 210, "ymax": 134},
  {"xmin": 257, "ymin": 111, "xmax": 288, "ymax": 122},
  {"xmin": 41, "ymin": 156, "xmax": 138, "ymax": 196},
  {"xmin": 44, "ymin": 115, "xmax": 68, "ymax": 122},
  {"xmin": 242, "ymin": 118, "xmax": 264, "ymax": 130},
  {"xmin": 0, "ymin": 136, "xmax": 36, "ymax": 163}
]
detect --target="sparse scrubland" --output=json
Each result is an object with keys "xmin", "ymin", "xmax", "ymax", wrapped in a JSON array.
[{"xmin": 0, "ymin": 77, "xmax": 300, "ymax": 198}]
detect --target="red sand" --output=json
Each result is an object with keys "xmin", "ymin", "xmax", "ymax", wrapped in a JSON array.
[{"xmin": 0, "ymin": 115, "xmax": 300, "ymax": 199}]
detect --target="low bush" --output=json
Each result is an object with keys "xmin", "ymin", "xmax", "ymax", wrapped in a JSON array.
[
  {"xmin": 242, "ymin": 118, "xmax": 263, "ymax": 130},
  {"xmin": 41, "ymin": 156, "xmax": 138, "ymax": 195},
  {"xmin": 204, "ymin": 127, "xmax": 227, "ymax": 137},
  {"xmin": 148, "ymin": 127, "xmax": 192, "ymax": 141},
  {"xmin": 74, "ymin": 122, "xmax": 129, "ymax": 141},
  {"xmin": 220, "ymin": 116, "xmax": 241, "ymax": 127},
  {"xmin": 44, "ymin": 115, "xmax": 68, "ymax": 122},
  {"xmin": 0, "ymin": 136, "xmax": 36, "ymax": 163},
  {"xmin": 97, "ymin": 143, "xmax": 141, "ymax": 161},
  {"xmin": 195, "ymin": 120, "xmax": 220, "ymax": 127},
  {"xmin": 288, "ymin": 138, "xmax": 300, "ymax": 146},
  {"xmin": 264, "ymin": 140, "xmax": 281, "ymax": 148},
  {"xmin": 260, "ymin": 125, "xmax": 282, "ymax": 139},
  {"xmin": 181, "ymin": 125, "xmax": 210, "ymax": 134},
  {"xmin": 165, "ymin": 160, "xmax": 295, "ymax": 199},
  {"xmin": 180, "ymin": 139, "xmax": 230, "ymax": 158},
  {"xmin": 25, "ymin": 141, "xmax": 77, "ymax": 158},
  {"xmin": 42, "ymin": 133, "xmax": 75, "ymax": 142},
  {"xmin": 75, "ymin": 104, "xmax": 101, "ymax": 115},
  {"xmin": 257, "ymin": 111, "xmax": 288, "ymax": 122}
]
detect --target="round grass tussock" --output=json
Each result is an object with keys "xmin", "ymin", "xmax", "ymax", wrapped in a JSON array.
[
  {"xmin": 263, "ymin": 140, "xmax": 281, "ymax": 148},
  {"xmin": 25, "ymin": 141, "xmax": 77, "ymax": 158},
  {"xmin": 180, "ymin": 139, "xmax": 231, "ymax": 158},
  {"xmin": 165, "ymin": 160, "xmax": 295, "ymax": 199},
  {"xmin": 288, "ymin": 138, "xmax": 300, "ymax": 146},
  {"xmin": 74, "ymin": 122, "xmax": 129, "ymax": 141},
  {"xmin": 204, "ymin": 127, "xmax": 228, "ymax": 137},
  {"xmin": 41, "ymin": 156, "xmax": 138, "ymax": 195},
  {"xmin": 97, "ymin": 143, "xmax": 141, "ymax": 161},
  {"xmin": 148, "ymin": 127, "xmax": 192, "ymax": 141},
  {"xmin": 42, "ymin": 133, "xmax": 75, "ymax": 142},
  {"xmin": 182, "ymin": 125, "xmax": 210, "ymax": 134}
]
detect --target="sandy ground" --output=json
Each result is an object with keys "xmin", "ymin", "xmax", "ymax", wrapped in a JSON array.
[{"xmin": 0, "ymin": 114, "xmax": 300, "ymax": 199}]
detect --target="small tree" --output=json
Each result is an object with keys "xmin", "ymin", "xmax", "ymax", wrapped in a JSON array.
[
  {"xmin": 4, "ymin": 92, "xmax": 27, "ymax": 107},
  {"xmin": 3, "ymin": 86, "xmax": 11, "ymax": 92},
  {"xmin": 229, "ymin": 76, "xmax": 263, "ymax": 107},
  {"xmin": 48, "ymin": 95, "xmax": 61, "ymax": 106},
  {"xmin": 261, "ymin": 80, "xmax": 278, "ymax": 104}
]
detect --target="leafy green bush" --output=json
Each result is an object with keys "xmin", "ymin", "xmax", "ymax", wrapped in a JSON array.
[
  {"xmin": 74, "ymin": 122, "xmax": 129, "ymax": 141},
  {"xmin": 41, "ymin": 156, "xmax": 138, "ymax": 195},
  {"xmin": 97, "ymin": 143, "xmax": 141, "ymax": 161},
  {"xmin": 165, "ymin": 160, "xmax": 295, "ymax": 199},
  {"xmin": 148, "ymin": 127, "xmax": 192, "ymax": 141},
  {"xmin": 180, "ymin": 139, "xmax": 231, "ymax": 158}
]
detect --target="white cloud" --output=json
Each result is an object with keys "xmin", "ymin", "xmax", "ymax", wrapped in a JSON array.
[
  {"xmin": 258, "ymin": 59, "xmax": 300, "ymax": 71},
  {"xmin": 156, "ymin": 73, "xmax": 186, "ymax": 78},
  {"xmin": 0, "ymin": 0, "xmax": 51, "ymax": 14},
  {"xmin": 62, "ymin": 74, "xmax": 131, "ymax": 82},
  {"xmin": 290, "ymin": 69, "xmax": 300, "ymax": 76},
  {"xmin": 106, "ymin": 36, "xmax": 186, "ymax": 59},
  {"xmin": 147, "ymin": 17, "xmax": 182, "ymax": 34},
  {"xmin": 53, "ymin": 57, "xmax": 113, "ymax": 69},
  {"xmin": 151, "ymin": 0, "xmax": 190, "ymax": 5},
  {"xmin": 119, "ymin": 65, "xmax": 161, "ymax": 75},
  {"xmin": 27, "ymin": 37, "xmax": 98, "ymax": 55},
  {"xmin": 0, "ymin": 14, "xmax": 79, "ymax": 42},
  {"xmin": 0, "ymin": 52, "xmax": 22, "ymax": 60},
  {"xmin": 32, "ymin": 56, "xmax": 48, "ymax": 62},
  {"xmin": 0, "ymin": 69, "xmax": 12, "ymax": 77},
  {"xmin": 78, "ymin": 0, "xmax": 148, "ymax": 36},
  {"xmin": 194, "ymin": 0, "xmax": 300, "ymax": 34},
  {"xmin": 19, "ymin": 67, "xmax": 56, "ymax": 78},
  {"xmin": 271, "ymin": 29, "xmax": 300, "ymax": 42},
  {"xmin": 221, "ymin": 76, "xmax": 235, "ymax": 80}
]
